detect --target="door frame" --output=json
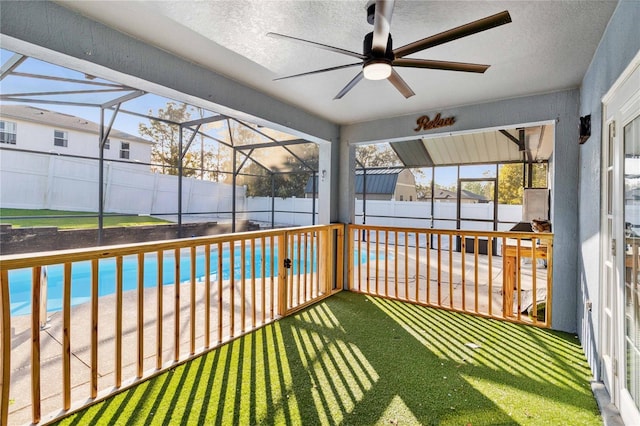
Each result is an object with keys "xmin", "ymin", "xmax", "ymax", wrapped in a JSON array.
[
  {"xmin": 601, "ymin": 49, "xmax": 640, "ymax": 426},
  {"xmin": 456, "ymin": 177, "xmax": 498, "ymax": 231}
]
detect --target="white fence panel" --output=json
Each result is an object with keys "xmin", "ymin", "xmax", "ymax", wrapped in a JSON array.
[
  {"xmin": 246, "ymin": 197, "xmax": 316, "ymax": 226},
  {"xmin": 103, "ymin": 162, "xmax": 155, "ymax": 214},
  {"xmin": 47, "ymin": 156, "xmax": 99, "ymax": 211},
  {"xmin": 0, "ymin": 150, "xmax": 50, "ymax": 210},
  {"xmin": 0, "ymin": 150, "xmax": 242, "ymax": 217},
  {"xmin": 247, "ymin": 197, "xmax": 525, "ymax": 230}
]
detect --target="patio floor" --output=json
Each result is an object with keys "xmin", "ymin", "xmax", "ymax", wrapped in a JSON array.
[{"xmin": 47, "ymin": 291, "xmax": 599, "ymax": 425}]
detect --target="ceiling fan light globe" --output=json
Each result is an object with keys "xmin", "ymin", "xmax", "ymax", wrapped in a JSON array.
[{"xmin": 363, "ymin": 62, "xmax": 392, "ymax": 80}]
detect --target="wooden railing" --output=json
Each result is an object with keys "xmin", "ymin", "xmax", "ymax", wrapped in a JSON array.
[
  {"xmin": 0, "ymin": 224, "xmax": 343, "ymax": 425},
  {"xmin": 347, "ymin": 225, "xmax": 553, "ymax": 327}
]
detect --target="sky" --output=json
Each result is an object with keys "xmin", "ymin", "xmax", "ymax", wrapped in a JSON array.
[
  {"xmin": 0, "ymin": 49, "xmax": 220, "ymax": 138},
  {"xmin": 1, "ymin": 48, "xmax": 498, "ymax": 188}
]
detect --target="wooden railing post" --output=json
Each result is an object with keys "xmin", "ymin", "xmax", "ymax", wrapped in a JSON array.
[
  {"xmin": 349, "ymin": 225, "xmax": 355, "ymax": 291},
  {"xmin": 156, "ymin": 251, "xmax": 164, "ymax": 370},
  {"xmin": 204, "ymin": 244, "xmax": 211, "ymax": 349},
  {"xmin": 546, "ymin": 236, "xmax": 554, "ymax": 327},
  {"xmin": 115, "ymin": 257, "xmax": 123, "ymax": 388},
  {"xmin": 173, "ymin": 249, "xmax": 180, "ymax": 362},
  {"xmin": 63, "ymin": 262, "xmax": 72, "ymax": 409},
  {"xmin": 277, "ymin": 233, "xmax": 287, "ymax": 316},
  {"xmin": 0, "ymin": 270, "xmax": 11, "ymax": 426},
  {"xmin": 335, "ymin": 225, "xmax": 345, "ymax": 291},
  {"xmin": 137, "ymin": 253, "xmax": 145, "ymax": 377},
  {"xmin": 91, "ymin": 259, "xmax": 99, "ymax": 398},
  {"xmin": 317, "ymin": 229, "xmax": 328, "ymax": 295},
  {"xmin": 31, "ymin": 267, "xmax": 41, "ymax": 423}
]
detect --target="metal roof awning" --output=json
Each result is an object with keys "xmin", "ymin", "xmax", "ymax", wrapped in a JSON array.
[
  {"xmin": 389, "ymin": 140, "xmax": 433, "ymax": 167},
  {"xmin": 306, "ymin": 168, "xmax": 404, "ymax": 195},
  {"xmin": 389, "ymin": 125, "xmax": 554, "ymax": 168}
]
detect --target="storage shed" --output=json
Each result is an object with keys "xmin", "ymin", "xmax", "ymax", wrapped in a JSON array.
[{"xmin": 305, "ymin": 168, "xmax": 417, "ymax": 201}]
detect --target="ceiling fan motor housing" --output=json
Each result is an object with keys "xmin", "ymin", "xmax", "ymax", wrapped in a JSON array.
[{"xmin": 363, "ymin": 31, "xmax": 394, "ymax": 63}]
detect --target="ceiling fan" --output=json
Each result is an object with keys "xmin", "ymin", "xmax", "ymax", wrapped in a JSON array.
[{"xmin": 267, "ymin": 0, "xmax": 511, "ymax": 99}]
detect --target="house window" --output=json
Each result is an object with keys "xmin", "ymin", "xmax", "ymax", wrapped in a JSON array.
[
  {"xmin": 54, "ymin": 130, "xmax": 68, "ymax": 147},
  {"xmin": 104, "ymin": 139, "xmax": 110, "ymax": 150},
  {"xmin": 0, "ymin": 121, "xmax": 17, "ymax": 144},
  {"xmin": 409, "ymin": 196, "xmax": 413, "ymax": 201},
  {"xmin": 120, "ymin": 142, "xmax": 130, "ymax": 159},
  {"xmin": 399, "ymin": 195, "xmax": 404, "ymax": 201}
]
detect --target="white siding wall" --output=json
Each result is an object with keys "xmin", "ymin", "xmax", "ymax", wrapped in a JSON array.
[{"xmin": 0, "ymin": 118, "xmax": 152, "ymax": 162}]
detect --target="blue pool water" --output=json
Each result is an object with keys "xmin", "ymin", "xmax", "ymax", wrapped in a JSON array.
[{"xmin": 9, "ymin": 246, "xmax": 378, "ymax": 316}]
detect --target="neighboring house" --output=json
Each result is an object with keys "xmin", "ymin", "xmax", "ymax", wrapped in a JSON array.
[
  {"xmin": 431, "ymin": 188, "xmax": 489, "ymax": 204},
  {"xmin": 305, "ymin": 168, "xmax": 417, "ymax": 201},
  {"xmin": 0, "ymin": 104, "xmax": 153, "ymax": 163}
]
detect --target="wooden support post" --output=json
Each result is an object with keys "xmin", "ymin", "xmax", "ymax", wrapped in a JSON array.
[{"xmin": 0, "ymin": 271, "xmax": 10, "ymax": 426}]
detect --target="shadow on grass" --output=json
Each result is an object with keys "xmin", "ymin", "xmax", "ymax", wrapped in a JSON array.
[{"xmin": 55, "ymin": 292, "xmax": 600, "ymax": 425}]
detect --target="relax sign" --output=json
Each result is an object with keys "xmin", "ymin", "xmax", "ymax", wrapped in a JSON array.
[{"xmin": 414, "ymin": 113, "xmax": 456, "ymax": 132}]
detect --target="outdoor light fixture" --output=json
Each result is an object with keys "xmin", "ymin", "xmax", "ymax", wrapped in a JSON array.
[
  {"xmin": 579, "ymin": 114, "xmax": 591, "ymax": 144},
  {"xmin": 363, "ymin": 61, "xmax": 392, "ymax": 80}
]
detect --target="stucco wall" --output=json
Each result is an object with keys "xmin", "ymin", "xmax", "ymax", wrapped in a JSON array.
[{"xmin": 577, "ymin": 0, "xmax": 640, "ymax": 379}]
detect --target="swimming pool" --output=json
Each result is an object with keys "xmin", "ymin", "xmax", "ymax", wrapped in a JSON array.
[{"xmin": 8, "ymin": 246, "xmax": 379, "ymax": 316}]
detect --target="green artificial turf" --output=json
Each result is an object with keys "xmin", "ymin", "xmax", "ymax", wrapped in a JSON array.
[
  {"xmin": 55, "ymin": 292, "xmax": 600, "ymax": 425},
  {"xmin": 0, "ymin": 208, "xmax": 170, "ymax": 229}
]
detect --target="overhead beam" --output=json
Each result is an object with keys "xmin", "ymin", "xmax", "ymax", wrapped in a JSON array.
[
  {"xmin": 11, "ymin": 71, "xmax": 129, "ymax": 88},
  {"xmin": 0, "ymin": 97, "xmax": 99, "ymax": 108},
  {"xmin": 232, "ymin": 118, "xmax": 316, "ymax": 171},
  {"xmin": 0, "ymin": 88, "xmax": 125, "ymax": 98},
  {"xmin": 182, "ymin": 115, "xmax": 228, "ymax": 128},
  {"xmin": 100, "ymin": 103, "xmax": 121, "ymax": 147},
  {"xmin": 101, "ymin": 89, "xmax": 145, "ymax": 109},
  {"xmin": 105, "ymin": 107, "xmax": 181, "ymax": 126},
  {"xmin": 235, "ymin": 138, "xmax": 310, "ymax": 151},
  {"xmin": 236, "ymin": 149, "xmax": 271, "ymax": 173},
  {"xmin": 180, "ymin": 123, "xmax": 201, "ymax": 159},
  {"xmin": 236, "ymin": 148, "xmax": 255, "ymax": 173},
  {"xmin": 499, "ymin": 129, "xmax": 525, "ymax": 151},
  {"xmin": 0, "ymin": 53, "xmax": 26, "ymax": 80}
]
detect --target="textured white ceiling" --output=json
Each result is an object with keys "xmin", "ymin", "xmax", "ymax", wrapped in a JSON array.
[{"xmin": 57, "ymin": 0, "xmax": 617, "ymax": 125}]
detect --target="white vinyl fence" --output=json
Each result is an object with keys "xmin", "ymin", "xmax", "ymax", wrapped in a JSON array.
[
  {"xmin": 1, "ymin": 149, "xmax": 525, "ymax": 230},
  {"xmin": 245, "ymin": 197, "xmax": 523, "ymax": 229},
  {"xmin": 0, "ymin": 149, "xmax": 245, "ymax": 216},
  {"xmin": 245, "ymin": 197, "xmax": 318, "ymax": 226}
]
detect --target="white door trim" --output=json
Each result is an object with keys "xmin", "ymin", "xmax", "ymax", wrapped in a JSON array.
[{"xmin": 601, "ymin": 49, "xmax": 640, "ymax": 426}]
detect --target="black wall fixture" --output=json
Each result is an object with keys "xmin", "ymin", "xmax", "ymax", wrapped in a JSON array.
[{"xmin": 579, "ymin": 114, "xmax": 591, "ymax": 144}]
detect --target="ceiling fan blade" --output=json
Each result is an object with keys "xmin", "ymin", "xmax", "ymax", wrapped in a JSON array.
[
  {"xmin": 274, "ymin": 62, "xmax": 362, "ymax": 81},
  {"xmin": 393, "ymin": 10, "xmax": 512, "ymax": 58},
  {"xmin": 372, "ymin": 0, "xmax": 395, "ymax": 53},
  {"xmin": 334, "ymin": 71, "xmax": 364, "ymax": 100},
  {"xmin": 393, "ymin": 58, "xmax": 489, "ymax": 73},
  {"xmin": 267, "ymin": 32, "xmax": 365, "ymax": 60},
  {"xmin": 387, "ymin": 69, "xmax": 415, "ymax": 98}
]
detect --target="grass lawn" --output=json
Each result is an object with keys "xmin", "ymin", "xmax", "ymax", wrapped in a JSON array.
[
  {"xmin": 0, "ymin": 208, "xmax": 170, "ymax": 229},
  {"xmin": 55, "ymin": 292, "xmax": 600, "ymax": 425}
]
